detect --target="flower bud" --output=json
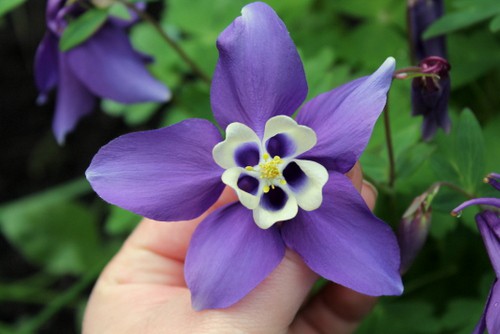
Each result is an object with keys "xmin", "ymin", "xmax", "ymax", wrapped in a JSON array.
[{"xmin": 398, "ymin": 186, "xmax": 439, "ymax": 273}]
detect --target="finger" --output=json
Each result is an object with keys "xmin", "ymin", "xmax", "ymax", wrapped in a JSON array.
[
  {"xmin": 98, "ymin": 187, "xmax": 238, "ymax": 287},
  {"xmin": 289, "ymin": 178, "xmax": 379, "ymax": 334}
]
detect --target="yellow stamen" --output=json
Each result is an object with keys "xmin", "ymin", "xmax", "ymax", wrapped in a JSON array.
[
  {"xmin": 245, "ymin": 166, "xmax": 254, "ymax": 171},
  {"xmin": 263, "ymin": 185, "xmax": 270, "ymax": 193}
]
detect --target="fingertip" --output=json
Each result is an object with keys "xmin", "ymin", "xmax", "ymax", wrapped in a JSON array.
[{"xmin": 361, "ymin": 180, "xmax": 378, "ymax": 211}]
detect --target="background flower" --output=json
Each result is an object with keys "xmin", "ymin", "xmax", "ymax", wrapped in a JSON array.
[{"xmin": 34, "ymin": 0, "xmax": 170, "ymax": 144}]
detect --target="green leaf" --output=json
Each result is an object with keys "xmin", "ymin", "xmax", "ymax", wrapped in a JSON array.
[
  {"xmin": 108, "ymin": 3, "xmax": 131, "ymax": 21},
  {"xmin": 101, "ymin": 100, "xmax": 159, "ymax": 126},
  {"xmin": 396, "ymin": 143, "xmax": 436, "ymax": 179},
  {"xmin": 0, "ymin": 0, "xmax": 26, "ymax": 17},
  {"xmin": 490, "ymin": 14, "xmax": 500, "ymax": 32},
  {"xmin": 60, "ymin": 9, "xmax": 108, "ymax": 52},
  {"xmin": 453, "ymin": 109, "xmax": 485, "ymax": 193},
  {"xmin": 441, "ymin": 299, "xmax": 485, "ymax": 334},
  {"xmin": 105, "ymin": 205, "xmax": 141, "ymax": 235},
  {"xmin": 423, "ymin": 3, "xmax": 500, "ymax": 39},
  {"xmin": 0, "ymin": 201, "xmax": 102, "ymax": 275},
  {"xmin": 357, "ymin": 300, "xmax": 440, "ymax": 334}
]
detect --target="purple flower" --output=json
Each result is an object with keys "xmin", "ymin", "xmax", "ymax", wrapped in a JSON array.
[
  {"xmin": 411, "ymin": 56, "xmax": 451, "ymax": 141},
  {"xmin": 34, "ymin": 0, "xmax": 170, "ymax": 144},
  {"xmin": 86, "ymin": 2, "xmax": 403, "ymax": 310},
  {"xmin": 452, "ymin": 174, "xmax": 500, "ymax": 334},
  {"xmin": 408, "ymin": 0, "xmax": 451, "ymax": 141}
]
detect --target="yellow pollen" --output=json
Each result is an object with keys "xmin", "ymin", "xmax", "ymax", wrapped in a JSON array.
[
  {"xmin": 245, "ymin": 166, "xmax": 254, "ymax": 171},
  {"xmin": 263, "ymin": 185, "xmax": 270, "ymax": 193},
  {"xmin": 259, "ymin": 155, "xmax": 282, "ymax": 179}
]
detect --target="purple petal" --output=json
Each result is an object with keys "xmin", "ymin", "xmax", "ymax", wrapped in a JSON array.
[
  {"xmin": 86, "ymin": 119, "xmax": 225, "ymax": 221},
  {"xmin": 477, "ymin": 211, "xmax": 500, "ymax": 277},
  {"xmin": 34, "ymin": 33, "xmax": 59, "ymax": 103},
  {"xmin": 66, "ymin": 24, "xmax": 170, "ymax": 104},
  {"xmin": 185, "ymin": 202, "xmax": 285, "ymax": 310},
  {"xmin": 452, "ymin": 198, "xmax": 500, "ymax": 214},
  {"xmin": 211, "ymin": 2, "xmax": 307, "ymax": 136},
  {"xmin": 53, "ymin": 53, "xmax": 96, "ymax": 144},
  {"xmin": 297, "ymin": 58, "xmax": 395, "ymax": 173},
  {"xmin": 282, "ymin": 172, "xmax": 403, "ymax": 296},
  {"xmin": 486, "ymin": 280, "xmax": 500, "ymax": 334},
  {"xmin": 472, "ymin": 282, "xmax": 491, "ymax": 334}
]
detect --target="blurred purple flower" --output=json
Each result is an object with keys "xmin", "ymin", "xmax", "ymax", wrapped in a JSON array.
[
  {"xmin": 34, "ymin": 0, "xmax": 170, "ymax": 144},
  {"xmin": 411, "ymin": 56, "xmax": 451, "ymax": 140},
  {"xmin": 408, "ymin": 0, "xmax": 451, "ymax": 141},
  {"xmin": 86, "ymin": 2, "xmax": 403, "ymax": 310},
  {"xmin": 452, "ymin": 174, "xmax": 500, "ymax": 334}
]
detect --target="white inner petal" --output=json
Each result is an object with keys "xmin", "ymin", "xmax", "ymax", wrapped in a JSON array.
[
  {"xmin": 263, "ymin": 115, "xmax": 317, "ymax": 157},
  {"xmin": 221, "ymin": 168, "xmax": 260, "ymax": 210},
  {"xmin": 253, "ymin": 190, "xmax": 298, "ymax": 229},
  {"xmin": 213, "ymin": 115, "xmax": 328, "ymax": 229},
  {"xmin": 286, "ymin": 159, "xmax": 329, "ymax": 211},
  {"xmin": 212, "ymin": 122, "xmax": 261, "ymax": 169}
]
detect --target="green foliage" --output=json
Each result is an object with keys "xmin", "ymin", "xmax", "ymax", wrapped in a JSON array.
[
  {"xmin": 2, "ymin": 0, "xmax": 500, "ymax": 332},
  {"xmin": 0, "ymin": 0, "xmax": 26, "ymax": 17},
  {"xmin": 424, "ymin": 0, "xmax": 500, "ymax": 38},
  {"xmin": 60, "ymin": 9, "xmax": 108, "ymax": 52}
]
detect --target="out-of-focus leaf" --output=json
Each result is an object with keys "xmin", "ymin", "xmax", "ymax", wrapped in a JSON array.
[
  {"xmin": 490, "ymin": 14, "xmax": 500, "ymax": 32},
  {"xmin": 441, "ymin": 299, "xmax": 485, "ymax": 334},
  {"xmin": 105, "ymin": 205, "xmax": 140, "ymax": 235},
  {"xmin": 101, "ymin": 100, "xmax": 159, "ymax": 126},
  {"xmin": 429, "ymin": 109, "xmax": 485, "ymax": 194},
  {"xmin": 60, "ymin": 9, "xmax": 108, "ymax": 52},
  {"xmin": 108, "ymin": 3, "xmax": 131, "ymax": 20},
  {"xmin": 161, "ymin": 82, "xmax": 212, "ymax": 127},
  {"xmin": 396, "ymin": 143, "xmax": 436, "ymax": 179},
  {"xmin": 448, "ymin": 32, "xmax": 500, "ymax": 88},
  {"xmin": 423, "ymin": 2, "xmax": 500, "ymax": 39},
  {"xmin": 357, "ymin": 300, "xmax": 440, "ymax": 334},
  {"xmin": 453, "ymin": 109, "xmax": 485, "ymax": 193},
  {"xmin": 0, "ymin": 201, "xmax": 102, "ymax": 275},
  {"xmin": 0, "ymin": 0, "xmax": 26, "ymax": 17}
]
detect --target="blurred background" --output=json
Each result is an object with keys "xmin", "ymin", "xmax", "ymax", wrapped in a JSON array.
[{"xmin": 1, "ymin": 0, "xmax": 499, "ymax": 332}]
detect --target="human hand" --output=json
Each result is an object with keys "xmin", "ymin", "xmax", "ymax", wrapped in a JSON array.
[{"xmin": 83, "ymin": 163, "xmax": 379, "ymax": 334}]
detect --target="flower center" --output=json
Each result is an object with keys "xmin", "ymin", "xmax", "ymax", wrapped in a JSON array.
[{"xmin": 245, "ymin": 153, "xmax": 286, "ymax": 193}]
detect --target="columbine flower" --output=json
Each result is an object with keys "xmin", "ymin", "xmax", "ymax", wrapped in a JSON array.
[
  {"xmin": 452, "ymin": 173, "xmax": 500, "ymax": 334},
  {"xmin": 407, "ymin": 0, "xmax": 451, "ymax": 141},
  {"xmin": 35, "ymin": 0, "xmax": 170, "ymax": 144},
  {"xmin": 86, "ymin": 2, "xmax": 403, "ymax": 310}
]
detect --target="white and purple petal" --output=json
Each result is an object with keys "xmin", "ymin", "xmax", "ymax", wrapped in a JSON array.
[
  {"xmin": 263, "ymin": 116, "xmax": 317, "ymax": 158},
  {"xmin": 282, "ymin": 172, "xmax": 403, "ymax": 296},
  {"xmin": 212, "ymin": 122, "xmax": 261, "ymax": 169},
  {"xmin": 284, "ymin": 159, "xmax": 328, "ymax": 211},
  {"xmin": 297, "ymin": 58, "xmax": 395, "ymax": 173},
  {"xmin": 185, "ymin": 202, "xmax": 285, "ymax": 310},
  {"xmin": 86, "ymin": 119, "xmax": 225, "ymax": 221},
  {"xmin": 211, "ymin": 2, "xmax": 307, "ymax": 136},
  {"xmin": 221, "ymin": 168, "xmax": 260, "ymax": 210},
  {"xmin": 253, "ymin": 186, "xmax": 298, "ymax": 229},
  {"xmin": 66, "ymin": 23, "xmax": 170, "ymax": 104}
]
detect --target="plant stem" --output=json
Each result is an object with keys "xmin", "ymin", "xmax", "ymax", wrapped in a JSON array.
[
  {"xmin": 383, "ymin": 100, "xmax": 396, "ymax": 188},
  {"xmin": 120, "ymin": 0, "xmax": 212, "ymax": 85}
]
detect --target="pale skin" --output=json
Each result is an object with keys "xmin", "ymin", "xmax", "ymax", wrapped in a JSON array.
[{"xmin": 83, "ymin": 163, "xmax": 379, "ymax": 334}]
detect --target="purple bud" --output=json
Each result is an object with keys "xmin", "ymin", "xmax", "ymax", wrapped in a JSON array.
[
  {"xmin": 398, "ymin": 187, "xmax": 438, "ymax": 273},
  {"xmin": 408, "ymin": 0, "xmax": 446, "ymax": 62},
  {"xmin": 485, "ymin": 173, "xmax": 500, "ymax": 192},
  {"xmin": 411, "ymin": 56, "xmax": 451, "ymax": 141}
]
